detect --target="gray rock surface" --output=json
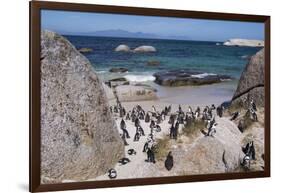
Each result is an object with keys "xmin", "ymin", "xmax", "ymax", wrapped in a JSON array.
[
  {"xmin": 171, "ymin": 117, "xmax": 244, "ymax": 175},
  {"xmin": 223, "ymin": 39, "xmax": 264, "ymax": 47},
  {"xmin": 114, "ymin": 44, "xmax": 130, "ymax": 52},
  {"xmin": 153, "ymin": 70, "xmax": 232, "ymax": 87},
  {"xmin": 106, "ymin": 77, "xmax": 130, "ymax": 87},
  {"xmin": 115, "ymin": 85, "xmax": 157, "ymax": 102},
  {"xmin": 232, "ymin": 49, "xmax": 265, "ymax": 107},
  {"xmin": 40, "ymin": 30, "xmax": 124, "ymax": 183},
  {"xmin": 133, "ymin": 45, "xmax": 156, "ymax": 52},
  {"xmin": 102, "ymin": 83, "xmax": 115, "ymax": 101}
]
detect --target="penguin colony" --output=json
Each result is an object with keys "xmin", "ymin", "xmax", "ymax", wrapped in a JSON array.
[{"xmin": 107, "ymin": 97, "xmax": 259, "ymax": 179}]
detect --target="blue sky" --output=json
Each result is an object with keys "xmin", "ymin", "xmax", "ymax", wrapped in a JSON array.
[{"xmin": 41, "ymin": 9, "xmax": 264, "ymax": 42}]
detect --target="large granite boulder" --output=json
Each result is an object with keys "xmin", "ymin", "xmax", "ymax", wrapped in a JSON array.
[
  {"xmin": 114, "ymin": 44, "xmax": 130, "ymax": 52},
  {"xmin": 153, "ymin": 70, "xmax": 232, "ymax": 86},
  {"xmin": 133, "ymin": 45, "xmax": 156, "ymax": 53},
  {"xmin": 40, "ymin": 30, "xmax": 124, "ymax": 183},
  {"xmin": 171, "ymin": 117, "xmax": 244, "ymax": 175},
  {"xmin": 232, "ymin": 49, "xmax": 265, "ymax": 107}
]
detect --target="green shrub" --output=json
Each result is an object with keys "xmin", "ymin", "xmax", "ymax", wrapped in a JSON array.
[
  {"xmin": 154, "ymin": 136, "xmax": 170, "ymax": 161},
  {"xmin": 182, "ymin": 119, "xmax": 205, "ymax": 137}
]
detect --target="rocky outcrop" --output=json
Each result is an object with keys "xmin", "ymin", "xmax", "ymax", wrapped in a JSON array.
[
  {"xmin": 153, "ymin": 70, "xmax": 232, "ymax": 87},
  {"xmin": 115, "ymin": 85, "xmax": 157, "ymax": 102},
  {"xmin": 171, "ymin": 117, "xmax": 244, "ymax": 175},
  {"xmin": 106, "ymin": 77, "xmax": 130, "ymax": 87},
  {"xmin": 223, "ymin": 39, "xmax": 264, "ymax": 47},
  {"xmin": 40, "ymin": 30, "xmax": 124, "ymax": 183},
  {"xmin": 114, "ymin": 44, "xmax": 130, "ymax": 52},
  {"xmin": 109, "ymin": 67, "xmax": 129, "ymax": 73},
  {"xmin": 232, "ymin": 49, "xmax": 265, "ymax": 107},
  {"xmin": 133, "ymin": 45, "xmax": 156, "ymax": 53}
]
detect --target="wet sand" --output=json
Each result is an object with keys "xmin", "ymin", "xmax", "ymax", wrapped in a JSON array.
[{"xmin": 150, "ymin": 80, "xmax": 237, "ymax": 106}]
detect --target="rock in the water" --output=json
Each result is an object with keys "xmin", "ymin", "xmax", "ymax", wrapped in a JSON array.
[
  {"xmin": 133, "ymin": 45, "xmax": 156, "ymax": 53},
  {"xmin": 232, "ymin": 49, "xmax": 265, "ymax": 107},
  {"xmin": 115, "ymin": 85, "xmax": 157, "ymax": 102},
  {"xmin": 109, "ymin": 67, "xmax": 129, "ymax": 73},
  {"xmin": 106, "ymin": 77, "xmax": 130, "ymax": 87},
  {"xmin": 108, "ymin": 77, "xmax": 127, "ymax": 82},
  {"xmin": 78, "ymin": 47, "xmax": 93, "ymax": 53},
  {"xmin": 153, "ymin": 70, "xmax": 232, "ymax": 86},
  {"xmin": 114, "ymin": 44, "xmax": 130, "ymax": 52},
  {"xmin": 40, "ymin": 30, "xmax": 124, "ymax": 183},
  {"xmin": 223, "ymin": 39, "xmax": 264, "ymax": 47},
  {"xmin": 147, "ymin": 60, "xmax": 160, "ymax": 66}
]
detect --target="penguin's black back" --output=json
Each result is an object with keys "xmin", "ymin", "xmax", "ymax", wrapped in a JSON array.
[{"xmin": 165, "ymin": 154, "xmax": 173, "ymax": 171}]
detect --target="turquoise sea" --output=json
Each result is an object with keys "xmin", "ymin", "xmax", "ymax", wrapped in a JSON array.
[
  {"xmin": 65, "ymin": 35, "xmax": 261, "ymax": 82},
  {"xmin": 64, "ymin": 35, "xmax": 262, "ymax": 105}
]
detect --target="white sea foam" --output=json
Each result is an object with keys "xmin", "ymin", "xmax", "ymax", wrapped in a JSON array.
[
  {"xmin": 220, "ymin": 78, "xmax": 232, "ymax": 81},
  {"xmin": 124, "ymin": 74, "xmax": 156, "ymax": 82},
  {"xmin": 191, "ymin": 73, "xmax": 217, "ymax": 79},
  {"xmin": 96, "ymin": 70, "xmax": 107, "ymax": 74}
]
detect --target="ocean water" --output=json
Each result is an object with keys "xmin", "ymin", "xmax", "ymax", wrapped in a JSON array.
[{"xmin": 65, "ymin": 35, "xmax": 261, "ymax": 83}]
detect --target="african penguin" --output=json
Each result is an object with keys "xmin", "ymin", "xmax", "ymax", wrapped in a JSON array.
[
  {"xmin": 164, "ymin": 151, "xmax": 174, "ymax": 171},
  {"xmin": 118, "ymin": 158, "xmax": 130, "ymax": 165},
  {"xmin": 108, "ymin": 168, "xmax": 117, "ymax": 179},
  {"xmin": 127, "ymin": 149, "xmax": 137, "ymax": 155}
]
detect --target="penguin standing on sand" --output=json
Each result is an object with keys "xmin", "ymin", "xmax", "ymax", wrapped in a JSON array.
[
  {"xmin": 250, "ymin": 99, "xmax": 257, "ymax": 111},
  {"xmin": 125, "ymin": 112, "xmax": 130, "ymax": 120},
  {"xmin": 155, "ymin": 125, "xmax": 161, "ymax": 132},
  {"xmin": 188, "ymin": 106, "xmax": 192, "ymax": 114},
  {"xmin": 146, "ymin": 140, "xmax": 156, "ymax": 163},
  {"xmin": 249, "ymin": 107, "xmax": 258, "ymax": 121},
  {"xmin": 238, "ymin": 120, "xmax": 244, "ymax": 133},
  {"xmin": 133, "ymin": 130, "xmax": 141, "ymax": 141},
  {"xmin": 150, "ymin": 120, "xmax": 156, "ymax": 129},
  {"xmin": 108, "ymin": 168, "xmax": 117, "ymax": 179},
  {"xmin": 216, "ymin": 105, "xmax": 223, "ymax": 118},
  {"xmin": 118, "ymin": 157, "xmax": 130, "ymax": 165},
  {"xmin": 169, "ymin": 124, "xmax": 175, "ymax": 139},
  {"xmin": 195, "ymin": 106, "xmax": 200, "ymax": 118},
  {"xmin": 230, "ymin": 111, "xmax": 239, "ymax": 121},
  {"xmin": 242, "ymin": 141, "xmax": 256, "ymax": 160},
  {"xmin": 152, "ymin": 105, "xmax": 157, "ymax": 113},
  {"xmin": 120, "ymin": 119, "xmax": 130, "ymax": 138},
  {"xmin": 207, "ymin": 122, "xmax": 217, "ymax": 137},
  {"xmin": 128, "ymin": 149, "xmax": 137, "ymax": 155},
  {"xmin": 241, "ymin": 155, "xmax": 251, "ymax": 170},
  {"xmin": 121, "ymin": 134, "xmax": 129, "ymax": 146},
  {"xmin": 145, "ymin": 113, "xmax": 150, "ymax": 123},
  {"xmin": 164, "ymin": 151, "xmax": 174, "ymax": 171}
]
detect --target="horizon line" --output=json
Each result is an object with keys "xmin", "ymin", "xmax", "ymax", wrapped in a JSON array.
[{"xmin": 60, "ymin": 33, "xmax": 264, "ymax": 43}]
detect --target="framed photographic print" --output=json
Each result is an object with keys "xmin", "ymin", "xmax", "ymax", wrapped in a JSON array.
[{"xmin": 29, "ymin": 1, "xmax": 270, "ymax": 192}]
